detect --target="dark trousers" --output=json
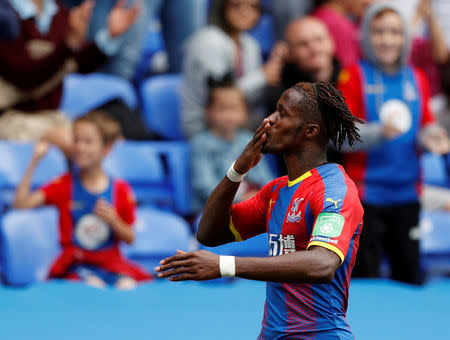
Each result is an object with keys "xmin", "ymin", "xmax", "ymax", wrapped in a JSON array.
[{"xmin": 352, "ymin": 202, "xmax": 422, "ymax": 284}]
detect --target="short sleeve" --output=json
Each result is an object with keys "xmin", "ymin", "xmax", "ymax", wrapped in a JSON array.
[
  {"xmin": 115, "ymin": 180, "xmax": 136, "ymax": 226},
  {"xmin": 230, "ymin": 178, "xmax": 280, "ymax": 241},
  {"xmin": 413, "ymin": 67, "xmax": 436, "ymax": 128},
  {"xmin": 307, "ymin": 175, "xmax": 364, "ymax": 265},
  {"xmin": 41, "ymin": 174, "xmax": 71, "ymax": 206},
  {"xmin": 337, "ymin": 65, "xmax": 365, "ymax": 120}
]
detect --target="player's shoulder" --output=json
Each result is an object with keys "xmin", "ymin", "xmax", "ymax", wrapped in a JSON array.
[
  {"xmin": 260, "ymin": 175, "xmax": 288, "ymax": 194},
  {"xmin": 313, "ymin": 163, "xmax": 356, "ymax": 192}
]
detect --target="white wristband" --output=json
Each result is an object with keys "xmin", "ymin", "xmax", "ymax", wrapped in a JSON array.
[
  {"xmin": 226, "ymin": 161, "xmax": 246, "ymax": 182},
  {"xmin": 219, "ymin": 255, "xmax": 236, "ymax": 277}
]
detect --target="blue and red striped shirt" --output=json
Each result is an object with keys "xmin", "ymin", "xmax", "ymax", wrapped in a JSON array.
[{"xmin": 230, "ymin": 163, "xmax": 363, "ymax": 339}]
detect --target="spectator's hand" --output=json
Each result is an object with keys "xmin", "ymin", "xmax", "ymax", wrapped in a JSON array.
[
  {"xmin": 155, "ymin": 250, "xmax": 221, "ymax": 281},
  {"xmin": 234, "ymin": 119, "xmax": 270, "ymax": 175},
  {"xmin": 66, "ymin": 0, "xmax": 95, "ymax": 50},
  {"xmin": 32, "ymin": 141, "xmax": 50, "ymax": 163},
  {"xmin": 417, "ymin": 0, "xmax": 433, "ymax": 22},
  {"xmin": 382, "ymin": 118, "xmax": 403, "ymax": 139},
  {"xmin": 107, "ymin": 0, "xmax": 140, "ymax": 38},
  {"xmin": 263, "ymin": 42, "xmax": 288, "ymax": 86},
  {"xmin": 422, "ymin": 128, "xmax": 450, "ymax": 155},
  {"xmin": 94, "ymin": 198, "xmax": 118, "ymax": 225}
]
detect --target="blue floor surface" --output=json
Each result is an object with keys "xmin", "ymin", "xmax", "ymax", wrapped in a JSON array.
[{"xmin": 0, "ymin": 278, "xmax": 449, "ymax": 339}]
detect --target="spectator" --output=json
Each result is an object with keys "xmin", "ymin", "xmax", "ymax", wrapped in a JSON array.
[
  {"xmin": 337, "ymin": 2, "xmax": 450, "ymax": 284},
  {"xmin": 13, "ymin": 111, "xmax": 152, "ymax": 289},
  {"xmin": 313, "ymin": 0, "xmax": 361, "ymax": 68},
  {"xmin": 0, "ymin": 0, "xmax": 138, "ymax": 155},
  {"xmin": 409, "ymin": 0, "xmax": 449, "ymax": 95},
  {"xmin": 60, "ymin": 0, "xmax": 144, "ymax": 80},
  {"xmin": 267, "ymin": 17, "xmax": 341, "ymax": 112},
  {"xmin": 191, "ymin": 75, "xmax": 274, "ymax": 212},
  {"xmin": 182, "ymin": 0, "xmax": 287, "ymax": 138},
  {"xmin": 0, "ymin": 0, "xmax": 20, "ymax": 41}
]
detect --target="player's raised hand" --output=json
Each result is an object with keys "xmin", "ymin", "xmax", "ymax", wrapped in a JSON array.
[
  {"xmin": 32, "ymin": 141, "xmax": 50, "ymax": 163},
  {"xmin": 107, "ymin": 0, "xmax": 140, "ymax": 38},
  {"xmin": 234, "ymin": 119, "xmax": 270, "ymax": 174},
  {"xmin": 66, "ymin": 0, "xmax": 95, "ymax": 49},
  {"xmin": 155, "ymin": 250, "xmax": 221, "ymax": 281}
]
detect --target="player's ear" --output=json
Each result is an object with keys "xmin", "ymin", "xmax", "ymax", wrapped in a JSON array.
[{"xmin": 304, "ymin": 123, "xmax": 320, "ymax": 139}]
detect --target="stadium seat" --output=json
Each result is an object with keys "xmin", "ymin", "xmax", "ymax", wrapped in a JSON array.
[
  {"xmin": 139, "ymin": 74, "xmax": 185, "ymax": 140},
  {"xmin": 193, "ymin": 213, "xmax": 268, "ymax": 257},
  {"xmin": 121, "ymin": 206, "xmax": 193, "ymax": 274},
  {"xmin": 104, "ymin": 140, "xmax": 192, "ymax": 215},
  {"xmin": 421, "ymin": 153, "xmax": 448, "ymax": 187},
  {"xmin": 0, "ymin": 142, "xmax": 67, "ymax": 210},
  {"xmin": 0, "ymin": 208, "xmax": 60, "ymax": 285},
  {"xmin": 249, "ymin": 14, "xmax": 275, "ymax": 60},
  {"xmin": 133, "ymin": 18, "xmax": 168, "ymax": 84},
  {"xmin": 420, "ymin": 211, "xmax": 450, "ymax": 277},
  {"xmin": 60, "ymin": 73, "xmax": 138, "ymax": 119}
]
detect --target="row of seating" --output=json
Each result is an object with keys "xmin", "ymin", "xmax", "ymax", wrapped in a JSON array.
[
  {"xmin": 0, "ymin": 140, "xmax": 191, "ymax": 215},
  {"xmin": 0, "ymin": 205, "xmax": 448, "ymax": 286}
]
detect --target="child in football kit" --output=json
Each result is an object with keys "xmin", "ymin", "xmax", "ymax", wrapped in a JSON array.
[{"xmin": 14, "ymin": 110, "xmax": 152, "ymax": 289}]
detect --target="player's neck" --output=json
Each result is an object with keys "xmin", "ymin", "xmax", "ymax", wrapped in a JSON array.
[
  {"xmin": 284, "ymin": 147, "xmax": 327, "ymax": 181},
  {"xmin": 79, "ymin": 166, "xmax": 109, "ymax": 194}
]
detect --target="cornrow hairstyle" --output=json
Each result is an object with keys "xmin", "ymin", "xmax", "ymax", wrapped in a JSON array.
[{"xmin": 293, "ymin": 82, "xmax": 363, "ymax": 149}]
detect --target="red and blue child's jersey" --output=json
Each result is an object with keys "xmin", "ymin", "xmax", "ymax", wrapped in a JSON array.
[
  {"xmin": 41, "ymin": 173, "xmax": 151, "ymax": 281},
  {"xmin": 338, "ymin": 61, "xmax": 435, "ymax": 205},
  {"xmin": 230, "ymin": 163, "xmax": 364, "ymax": 339}
]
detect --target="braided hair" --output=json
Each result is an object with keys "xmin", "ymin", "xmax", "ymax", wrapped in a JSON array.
[{"xmin": 293, "ymin": 82, "xmax": 363, "ymax": 149}]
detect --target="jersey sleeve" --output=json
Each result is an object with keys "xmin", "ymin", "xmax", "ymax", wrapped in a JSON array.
[
  {"xmin": 337, "ymin": 65, "xmax": 365, "ymax": 120},
  {"xmin": 114, "ymin": 180, "xmax": 136, "ymax": 226},
  {"xmin": 414, "ymin": 67, "xmax": 436, "ymax": 128},
  {"xmin": 41, "ymin": 174, "xmax": 71, "ymax": 206},
  {"xmin": 306, "ymin": 173, "xmax": 364, "ymax": 265},
  {"xmin": 229, "ymin": 178, "xmax": 279, "ymax": 241}
]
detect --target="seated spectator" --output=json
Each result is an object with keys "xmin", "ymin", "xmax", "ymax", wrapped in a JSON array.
[
  {"xmin": 182, "ymin": 0, "xmax": 287, "ymax": 138},
  {"xmin": 271, "ymin": 0, "xmax": 313, "ymax": 40},
  {"xmin": 0, "ymin": 0, "xmax": 19, "ymax": 41},
  {"xmin": 13, "ymin": 110, "xmax": 152, "ymax": 289},
  {"xmin": 191, "ymin": 75, "xmax": 274, "ymax": 212},
  {"xmin": 337, "ymin": 2, "xmax": 450, "ymax": 284},
  {"xmin": 0, "ymin": 0, "xmax": 138, "ymax": 155},
  {"xmin": 60, "ymin": 0, "xmax": 144, "ymax": 80}
]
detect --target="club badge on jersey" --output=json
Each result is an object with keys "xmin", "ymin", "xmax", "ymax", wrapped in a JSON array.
[
  {"xmin": 287, "ymin": 198, "xmax": 303, "ymax": 223},
  {"xmin": 74, "ymin": 214, "xmax": 112, "ymax": 250}
]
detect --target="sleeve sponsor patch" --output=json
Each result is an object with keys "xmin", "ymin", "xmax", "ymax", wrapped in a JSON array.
[{"xmin": 312, "ymin": 213, "xmax": 345, "ymax": 238}]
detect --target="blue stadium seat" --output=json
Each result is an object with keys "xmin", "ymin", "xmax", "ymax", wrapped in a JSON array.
[
  {"xmin": 421, "ymin": 153, "xmax": 448, "ymax": 187},
  {"xmin": 121, "ymin": 206, "xmax": 193, "ymax": 274},
  {"xmin": 60, "ymin": 73, "xmax": 138, "ymax": 119},
  {"xmin": 420, "ymin": 211, "xmax": 450, "ymax": 277},
  {"xmin": 194, "ymin": 213, "xmax": 268, "ymax": 257},
  {"xmin": 139, "ymin": 74, "xmax": 185, "ymax": 140},
  {"xmin": 104, "ymin": 141, "xmax": 192, "ymax": 215},
  {"xmin": 249, "ymin": 14, "xmax": 275, "ymax": 60},
  {"xmin": 133, "ymin": 18, "xmax": 167, "ymax": 84},
  {"xmin": 0, "ymin": 208, "xmax": 60, "ymax": 285},
  {"xmin": 0, "ymin": 142, "xmax": 67, "ymax": 210}
]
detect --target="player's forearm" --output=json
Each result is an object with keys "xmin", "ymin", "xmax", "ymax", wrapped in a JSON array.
[
  {"xmin": 235, "ymin": 248, "xmax": 339, "ymax": 284},
  {"xmin": 13, "ymin": 159, "xmax": 39, "ymax": 209},
  {"xmin": 197, "ymin": 176, "xmax": 240, "ymax": 247}
]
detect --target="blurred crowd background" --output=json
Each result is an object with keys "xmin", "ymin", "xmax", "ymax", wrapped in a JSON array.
[{"xmin": 0, "ymin": 0, "xmax": 450, "ymax": 288}]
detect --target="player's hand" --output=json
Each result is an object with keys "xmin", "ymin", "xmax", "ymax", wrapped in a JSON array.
[
  {"xmin": 234, "ymin": 119, "xmax": 270, "ymax": 175},
  {"xmin": 107, "ymin": 0, "xmax": 140, "ymax": 38},
  {"xmin": 66, "ymin": 0, "xmax": 95, "ymax": 50},
  {"xmin": 155, "ymin": 250, "xmax": 221, "ymax": 281},
  {"xmin": 32, "ymin": 141, "xmax": 50, "ymax": 163},
  {"xmin": 94, "ymin": 198, "xmax": 118, "ymax": 225}
]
